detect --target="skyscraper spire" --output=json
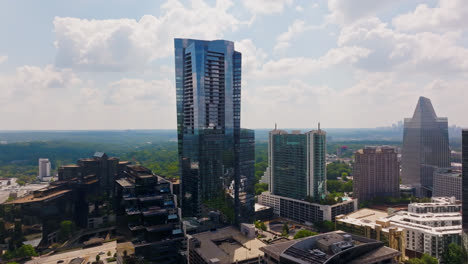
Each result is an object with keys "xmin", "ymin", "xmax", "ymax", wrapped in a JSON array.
[{"xmin": 275, "ymin": 123, "xmax": 277, "ymax": 130}]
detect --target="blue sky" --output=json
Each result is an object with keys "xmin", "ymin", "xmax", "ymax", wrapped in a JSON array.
[{"xmin": 0, "ymin": 0, "xmax": 466, "ymax": 129}]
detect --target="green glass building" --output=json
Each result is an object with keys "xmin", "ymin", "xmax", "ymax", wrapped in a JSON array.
[{"xmin": 268, "ymin": 127, "xmax": 326, "ymax": 201}]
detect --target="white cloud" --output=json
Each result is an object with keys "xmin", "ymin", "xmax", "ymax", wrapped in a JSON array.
[
  {"xmin": 274, "ymin": 20, "xmax": 321, "ymax": 53},
  {"xmin": 327, "ymin": 0, "xmax": 401, "ymax": 24},
  {"xmin": 393, "ymin": 0, "xmax": 468, "ymax": 32},
  {"xmin": 295, "ymin": 5, "xmax": 304, "ymax": 12},
  {"xmin": 257, "ymin": 46, "xmax": 371, "ymax": 79},
  {"xmin": 242, "ymin": 0, "xmax": 293, "ymax": 14},
  {"xmin": 337, "ymin": 17, "xmax": 468, "ymax": 74},
  {"xmin": 54, "ymin": 0, "xmax": 241, "ymax": 71},
  {"xmin": 0, "ymin": 55, "xmax": 7, "ymax": 64}
]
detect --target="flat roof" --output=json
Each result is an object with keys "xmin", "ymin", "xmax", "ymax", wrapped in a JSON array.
[
  {"xmin": 116, "ymin": 179, "xmax": 133, "ymax": 188},
  {"xmin": 191, "ymin": 226, "xmax": 265, "ymax": 263},
  {"xmin": 344, "ymin": 208, "xmax": 388, "ymax": 222},
  {"xmin": 5, "ymin": 189, "xmax": 71, "ymax": 204},
  {"xmin": 255, "ymin": 203, "xmax": 271, "ymax": 211},
  {"xmin": 25, "ymin": 241, "xmax": 117, "ymax": 264}
]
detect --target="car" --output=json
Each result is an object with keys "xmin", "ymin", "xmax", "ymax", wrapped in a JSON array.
[{"xmin": 99, "ymin": 251, "xmax": 105, "ymax": 255}]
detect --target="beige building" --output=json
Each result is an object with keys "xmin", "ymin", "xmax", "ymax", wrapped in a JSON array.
[
  {"xmin": 353, "ymin": 146, "xmax": 399, "ymax": 202},
  {"xmin": 336, "ymin": 209, "xmax": 406, "ymax": 263}
]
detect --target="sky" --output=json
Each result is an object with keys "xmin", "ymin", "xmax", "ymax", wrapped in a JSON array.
[{"xmin": 0, "ymin": 0, "xmax": 467, "ymax": 130}]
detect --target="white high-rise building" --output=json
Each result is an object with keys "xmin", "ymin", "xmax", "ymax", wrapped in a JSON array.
[{"xmin": 38, "ymin": 158, "xmax": 51, "ymax": 180}]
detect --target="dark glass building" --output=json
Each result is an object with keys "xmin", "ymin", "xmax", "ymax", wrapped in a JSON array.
[
  {"xmin": 462, "ymin": 130, "xmax": 468, "ymax": 258},
  {"xmin": 401, "ymin": 97, "xmax": 450, "ymax": 195},
  {"xmin": 268, "ymin": 128, "xmax": 326, "ymax": 201},
  {"xmin": 174, "ymin": 38, "xmax": 252, "ymax": 224}
]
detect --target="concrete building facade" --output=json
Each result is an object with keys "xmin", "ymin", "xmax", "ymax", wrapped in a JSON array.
[
  {"xmin": 432, "ymin": 168, "xmax": 462, "ymax": 200},
  {"xmin": 353, "ymin": 146, "xmax": 400, "ymax": 202},
  {"xmin": 386, "ymin": 197, "xmax": 461, "ymax": 260},
  {"xmin": 38, "ymin": 158, "xmax": 51, "ymax": 180},
  {"xmin": 258, "ymin": 192, "xmax": 357, "ymax": 223}
]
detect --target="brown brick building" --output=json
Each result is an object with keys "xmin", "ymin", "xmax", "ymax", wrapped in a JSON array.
[{"xmin": 353, "ymin": 146, "xmax": 400, "ymax": 202}]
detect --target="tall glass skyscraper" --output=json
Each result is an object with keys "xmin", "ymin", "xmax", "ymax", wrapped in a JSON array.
[
  {"xmin": 268, "ymin": 127, "xmax": 326, "ymax": 201},
  {"xmin": 462, "ymin": 130, "xmax": 468, "ymax": 259},
  {"xmin": 401, "ymin": 97, "xmax": 450, "ymax": 195},
  {"xmin": 174, "ymin": 39, "xmax": 253, "ymax": 224}
]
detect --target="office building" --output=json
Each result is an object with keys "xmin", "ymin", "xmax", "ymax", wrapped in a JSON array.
[
  {"xmin": 5, "ymin": 153, "xmax": 129, "ymax": 239},
  {"xmin": 174, "ymin": 38, "xmax": 253, "ymax": 224},
  {"xmin": 268, "ymin": 127, "xmax": 326, "ymax": 201},
  {"xmin": 386, "ymin": 197, "xmax": 461, "ymax": 260},
  {"xmin": 258, "ymin": 192, "xmax": 357, "ymax": 223},
  {"xmin": 433, "ymin": 168, "xmax": 462, "ymax": 200},
  {"xmin": 115, "ymin": 165, "xmax": 184, "ymax": 263},
  {"xmin": 187, "ymin": 225, "xmax": 265, "ymax": 264},
  {"xmin": 38, "ymin": 158, "xmax": 51, "ymax": 180},
  {"xmin": 462, "ymin": 130, "xmax": 468, "ymax": 259},
  {"xmin": 401, "ymin": 96, "xmax": 450, "ymax": 195},
  {"xmin": 353, "ymin": 146, "xmax": 399, "ymax": 202},
  {"xmin": 336, "ymin": 209, "xmax": 406, "ymax": 263},
  {"xmin": 261, "ymin": 231, "xmax": 400, "ymax": 264}
]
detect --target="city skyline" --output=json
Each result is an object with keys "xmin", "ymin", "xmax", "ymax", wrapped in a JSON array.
[{"xmin": 1, "ymin": 0, "xmax": 468, "ymax": 130}]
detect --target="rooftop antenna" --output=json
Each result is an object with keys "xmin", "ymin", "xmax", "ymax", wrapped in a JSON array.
[
  {"xmin": 275, "ymin": 123, "xmax": 277, "ymax": 130},
  {"xmin": 318, "ymin": 122, "xmax": 321, "ymax": 131}
]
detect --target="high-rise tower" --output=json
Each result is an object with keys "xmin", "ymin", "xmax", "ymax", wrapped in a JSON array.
[
  {"xmin": 268, "ymin": 127, "xmax": 326, "ymax": 201},
  {"xmin": 174, "ymin": 39, "xmax": 252, "ymax": 223},
  {"xmin": 401, "ymin": 97, "xmax": 450, "ymax": 194},
  {"xmin": 353, "ymin": 146, "xmax": 400, "ymax": 202},
  {"xmin": 462, "ymin": 130, "xmax": 468, "ymax": 258}
]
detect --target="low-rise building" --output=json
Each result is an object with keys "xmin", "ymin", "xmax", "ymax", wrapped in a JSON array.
[
  {"xmin": 335, "ymin": 209, "xmax": 406, "ymax": 263},
  {"xmin": 258, "ymin": 192, "xmax": 357, "ymax": 224},
  {"xmin": 433, "ymin": 168, "xmax": 462, "ymax": 200},
  {"xmin": 261, "ymin": 231, "xmax": 401, "ymax": 264},
  {"xmin": 187, "ymin": 226, "xmax": 265, "ymax": 264},
  {"xmin": 386, "ymin": 198, "xmax": 461, "ymax": 260}
]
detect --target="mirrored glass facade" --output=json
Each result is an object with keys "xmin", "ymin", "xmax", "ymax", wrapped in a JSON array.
[
  {"xmin": 401, "ymin": 97, "xmax": 450, "ymax": 193},
  {"xmin": 174, "ymin": 39, "xmax": 252, "ymax": 224},
  {"xmin": 462, "ymin": 130, "xmax": 468, "ymax": 259},
  {"xmin": 268, "ymin": 128, "xmax": 326, "ymax": 201}
]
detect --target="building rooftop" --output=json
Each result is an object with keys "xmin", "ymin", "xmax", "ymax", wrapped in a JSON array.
[
  {"xmin": 261, "ymin": 231, "xmax": 400, "ymax": 264},
  {"xmin": 255, "ymin": 203, "xmax": 271, "ymax": 212},
  {"xmin": 189, "ymin": 226, "xmax": 265, "ymax": 264},
  {"xmin": 5, "ymin": 189, "xmax": 71, "ymax": 204}
]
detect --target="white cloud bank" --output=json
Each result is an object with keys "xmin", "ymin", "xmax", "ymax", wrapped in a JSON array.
[{"xmin": 54, "ymin": 0, "xmax": 242, "ymax": 71}]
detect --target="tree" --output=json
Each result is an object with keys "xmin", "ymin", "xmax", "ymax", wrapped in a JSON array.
[
  {"xmin": 96, "ymin": 255, "xmax": 100, "ymax": 262},
  {"xmin": 444, "ymin": 243, "xmax": 464, "ymax": 264},
  {"xmin": 293, "ymin": 230, "xmax": 318, "ymax": 239},
  {"xmin": 405, "ymin": 259, "xmax": 424, "ymax": 264},
  {"xmin": 15, "ymin": 244, "xmax": 38, "ymax": 259},
  {"xmin": 420, "ymin": 254, "xmax": 438, "ymax": 264},
  {"xmin": 254, "ymin": 220, "xmax": 267, "ymax": 231},
  {"xmin": 59, "ymin": 220, "xmax": 75, "ymax": 241},
  {"xmin": 282, "ymin": 223, "xmax": 289, "ymax": 237},
  {"xmin": 405, "ymin": 254, "xmax": 438, "ymax": 264}
]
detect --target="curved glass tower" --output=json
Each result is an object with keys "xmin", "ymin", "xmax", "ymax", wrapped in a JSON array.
[{"xmin": 174, "ymin": 39, "xmax": 252, "ymax": 224}]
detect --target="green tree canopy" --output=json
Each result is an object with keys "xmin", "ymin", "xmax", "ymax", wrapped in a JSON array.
[
  {"xmin": 444, "ymin": 243, "xmax": 464, "ymax": 264},
  {"xmin": 293, "ymin": 230, "xmax": 318, "ymax": 239},
  {"xmin": 59, "ymin": 220, "xmax": 75, "ymax": 241},
  {"xmin": 282, "ymin": 223, "xmax": 289, "ymax": 237}
]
